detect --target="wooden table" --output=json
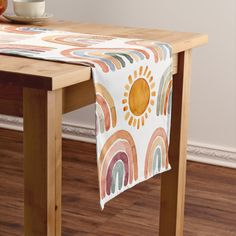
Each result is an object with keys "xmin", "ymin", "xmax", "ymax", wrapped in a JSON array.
[{"xmin": 0, "ymin": 19, "xmax": 208, "ymax": 236}]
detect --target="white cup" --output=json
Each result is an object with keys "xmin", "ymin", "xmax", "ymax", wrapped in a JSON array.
[{"xmin": 13, "ymin": 0, "xmax": 46, "ymax": 18}]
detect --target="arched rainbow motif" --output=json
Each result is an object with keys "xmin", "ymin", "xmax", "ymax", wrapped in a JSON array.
[
  {"xmin": 95, "ymin": 83, "xmax": 117, "ymax": 133},
  {"xmin": 61, "ymin": 48, "xmax": 150, "ymax": 73},
  {"xmin": 0, "ymin": 25, "xmax": 51, "ymax": 35},
  {"xmin": 0, "ymin": 44, "xmax": 54, "ymax": 56},
  {"xmin": 125, "ymin": 39, "xmax": 171, "ymax": 63},
  {"xmin": 144, "ymin": 127, "xmax": 169, "ymax": 179},
  {"xmin": 156, "ymin": 65, "xmax": 173, "ymax": 116},
  {"xmin": 42, "ymin": 34, "xmax": 114, "ymax": 47},
  {"xmin": 98, "ymin": 130, "xmax": 138, "ymax": 199}
]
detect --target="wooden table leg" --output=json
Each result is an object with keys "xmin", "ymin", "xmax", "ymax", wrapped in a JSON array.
[
  {"xmin": 23, "ymin": 88, "xmax": 62, "ymax": 236},
  {"xmin": 159, "ymin": 50, "xmax": 192, "ymax": 236}
]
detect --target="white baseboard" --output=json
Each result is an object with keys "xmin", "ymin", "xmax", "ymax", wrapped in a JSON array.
[
  {"xmin": 187, "ymin": 143, "xmax": 236, "ymax": 169},
  {"xmin": 0, "ymin": 114, "xmax": 235, "ymax": 169},
  {"xmin": 0, "ymin": 115, "xmax": 96, "ymax": 143}
]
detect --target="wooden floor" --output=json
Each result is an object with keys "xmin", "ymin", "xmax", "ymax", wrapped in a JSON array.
[{"xmin": 0, "ymin": 128, "xmax": 235, "ymax": 236}]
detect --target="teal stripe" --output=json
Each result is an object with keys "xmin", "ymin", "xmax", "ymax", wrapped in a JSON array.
[
  {"xmin": 153, "ymin": 147, "xmax": 162, "ymax": 174},
  {"xmin": 105, "ymin": 53, "xmax": 126, "ymax": 68},
  {"xmin": 111, "ymin": 161, "xmax": 124, "ymax": 194}
]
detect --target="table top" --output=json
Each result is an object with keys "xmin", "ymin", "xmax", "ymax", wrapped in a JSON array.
[{"xmin": 0, "ymin": 18, "xmax": 208, "ymax": 90}]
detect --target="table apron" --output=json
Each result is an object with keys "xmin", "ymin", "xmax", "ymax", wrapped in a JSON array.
[{"xmin": 0, "ymin": 54, "xmax": 178, "ymax": 117}]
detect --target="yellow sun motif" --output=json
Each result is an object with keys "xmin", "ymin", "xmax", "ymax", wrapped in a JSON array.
[{"xmin": 123, "ymin": 66, "xmax": 156, "ymax": 129}]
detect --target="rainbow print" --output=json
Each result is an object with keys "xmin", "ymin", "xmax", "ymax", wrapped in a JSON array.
[
  {"xmin": 0, "ymin": 24, "xmax": 173, "ymax": 208},
  {"xmin": 144, "ymin": 127, "xmax": 169, "ymax": 179},
  {"xmin": 61, "ymin": 48, "xmax": 150, "ymax": 73},
  {"xmin": 95, "ymin": 83, "xmax": 117, "ymax": 133},
  {"xmin": 156, "ymin": 65, "xmax": 173, "ymax": 116},
  {"xmin": 98, "ymin": 130, "xmax": 138, "ymax": 201},
  {"xmin": 0, "ymin": 25, "xmax": 50, "ymax": 35},
  {"xmin": 42, "ymin": 34, "xmax": 114, "ymax": 47},
  {"xmin": 0, "ymin": 44, "xmax": 54, "ymax": 56},
  {"xmin": 126, "ymin": 39, "xmax": 171, "ymax": 63}
]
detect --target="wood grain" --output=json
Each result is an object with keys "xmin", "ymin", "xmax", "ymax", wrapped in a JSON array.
[
  {"xmin": 0, "ymin": 18, "xmax": 208, "ymax": 236},
  {"xmin": 159, "ymin": 50, "xmax": 192, "ymax": 236},
  {"xmin": 0, "ymin": 128, "xmax": 235, "ymax": 236},
  {"xmin": 0, "ymin": 83, "xmax": 22, "ymax": 116},
  {"xmin": 23, "ymin": 89, "xmax": 62, "ymax": 236},
  {"xmin": 0, "ymin": 20, "xmax": 207, "ymax": 90},
  {"xmin": 62, "ymin": 80, "xmax": 95, "ymax": 114},
  {"xmin": 0, "ymin": 54, "xmax": 177, "ymax": 117}
]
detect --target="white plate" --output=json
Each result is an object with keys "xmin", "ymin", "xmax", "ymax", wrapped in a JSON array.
[{"xmin": 3, "ymin": 13, "xmax": 53, "ymax": 24}]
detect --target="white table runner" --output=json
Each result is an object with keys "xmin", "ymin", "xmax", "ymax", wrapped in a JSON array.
[{"xmin": 0, "ymin": 24, "xmax": 173, "ymax": 209}]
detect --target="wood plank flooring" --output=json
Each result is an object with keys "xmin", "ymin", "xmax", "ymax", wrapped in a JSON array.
[{"xmin": 0, "ymin": 128, "xmax": 235, "ymax": 236}]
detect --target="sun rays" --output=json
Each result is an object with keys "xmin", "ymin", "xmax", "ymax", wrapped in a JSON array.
[{"xmin": 123, "ymin": 66, "xmax": 156, "ymax": 129}]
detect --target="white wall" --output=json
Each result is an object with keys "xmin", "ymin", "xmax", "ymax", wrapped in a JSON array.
[{"xmin": 11, "ymin": 0, "xmax": 236, "ymax": 149}]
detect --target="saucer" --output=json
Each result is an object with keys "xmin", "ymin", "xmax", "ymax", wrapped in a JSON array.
[{"xmin": 3, "ymin": 13, "xmax": 53, "ymax": 24}]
